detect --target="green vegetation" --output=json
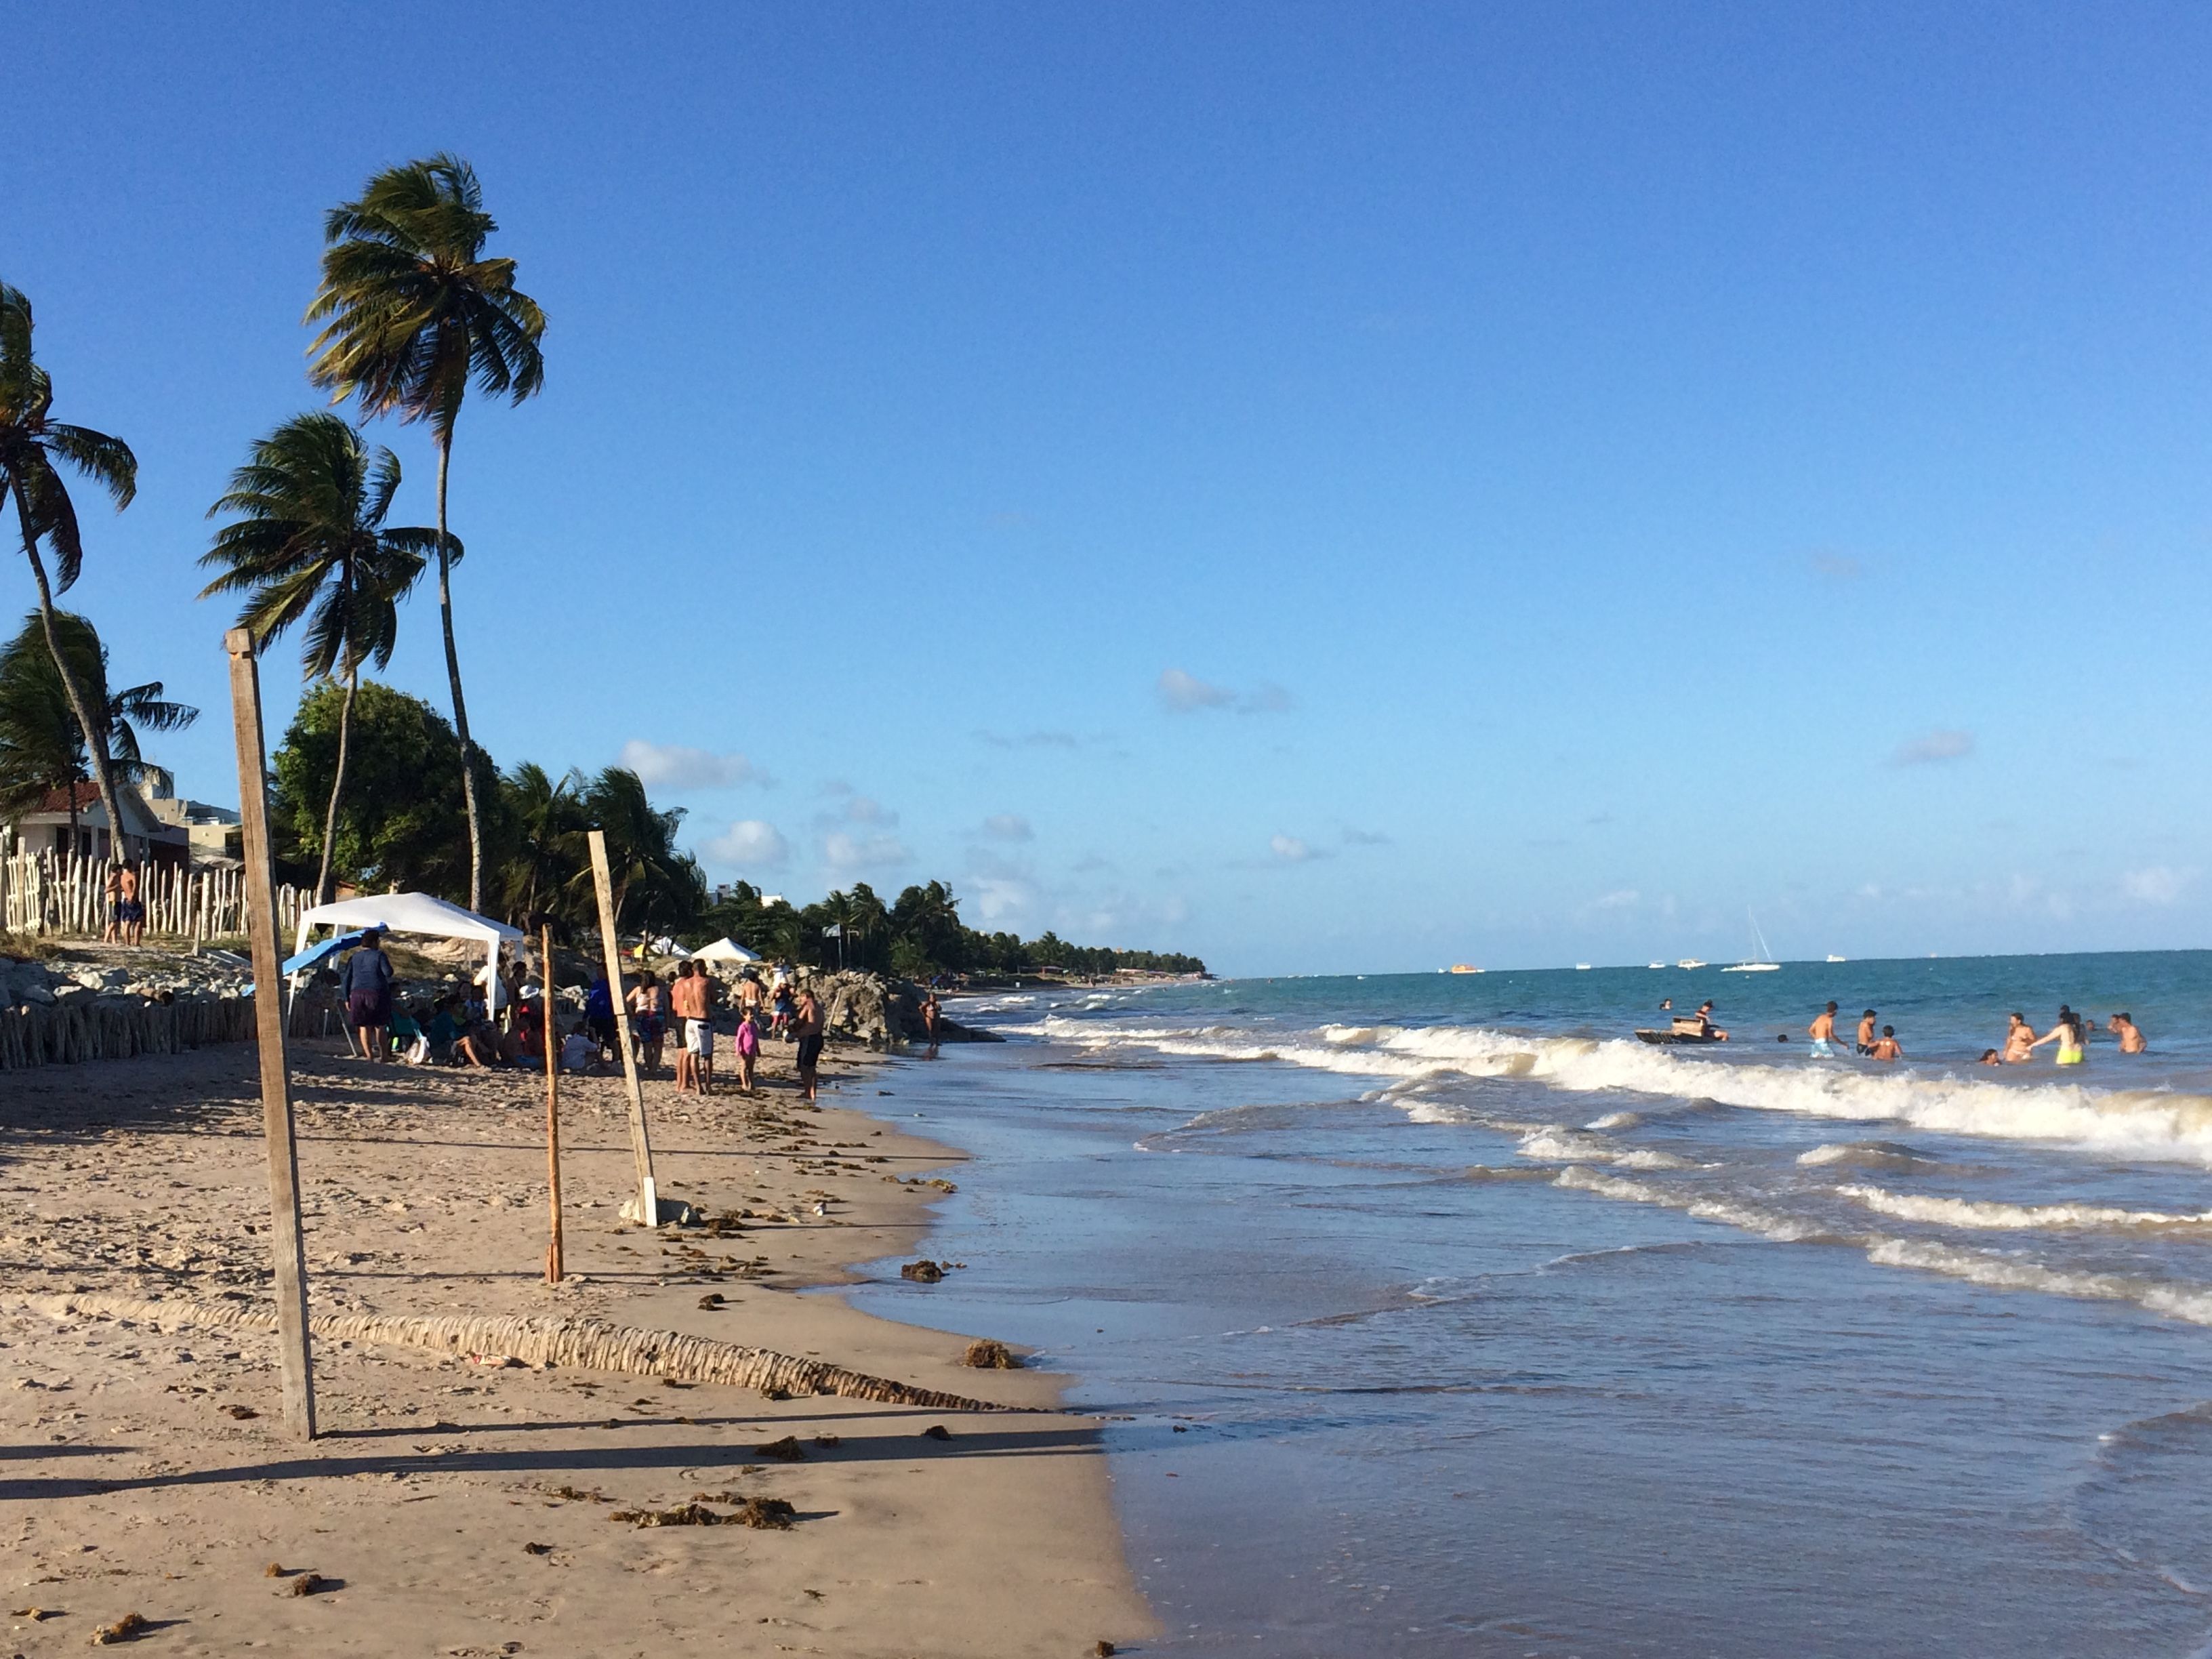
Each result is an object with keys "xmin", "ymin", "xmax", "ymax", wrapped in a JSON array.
[
  {"xmin": 201, "ymin": 411, "xmax": 440, "ymax": 903},
  {"xmin": 0, "ymin": 610, "xmax": 196, "ymax": 821},
  {"xmin": 307, "ymin": 154, "xmax": 547, "ymax": 914},
  {"xmin": 0, "ymin": 281, "xmax": 142, "ymax": 856}
]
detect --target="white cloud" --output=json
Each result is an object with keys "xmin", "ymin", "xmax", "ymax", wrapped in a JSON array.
[
  {"xmin": 1590, "ymin": 888, "xmax": 1640, "ymax": 911},
  {"xmin": 1891, "ymin": 729, "xmax": 1975, "ymax": 767},
  {"xmin": 823, "ymin": 830, "xmax": 911, "ymax": 875},
  {"xmin": 618, "ymin": 741, "xmax": 763, "ymax": 790},
  {"xmin": 1156, "ymin": 668, "xmax": 1294, "ymax": 716},
  {"xmin": 701, "ymin": 819, "xmax": 788, "ymax": 868},
  {"xmin": 1270, "ymin": 834, "xmax": 1317, "ymax": 863},
  {"xmin": 982, "ymin": 813, "xmax": 1033, "ymax": 842},
  {"xmin": 2122, "ymin": 865, "xmax": 2191, "ymax": 905},
  {"xmin": 1158, "ymin": 668, "xmax": 1237, "ymax": 712}
]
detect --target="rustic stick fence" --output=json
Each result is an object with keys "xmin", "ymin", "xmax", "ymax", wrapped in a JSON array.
[{"xmin": 0, "ymin": 849, "xmax": 306, "ymax": 942}]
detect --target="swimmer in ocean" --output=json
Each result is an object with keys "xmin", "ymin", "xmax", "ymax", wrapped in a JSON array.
[
  {"xmin": 1855, "ymin": 1009, "xmax": 1878, "ymax": 1054},
  {"xmin": 1808, "ymin": 1001, "xmax": 1842, "ymax": 1057},
  {"xmin": 1694, "ymin": 1000, "xmax": 1727, "ymax": 1040},
  {"xmin": 2108, "ymin": 1012, "xmax": 2146, "ymax": 1054},
  {"xmin": 1868, "ymin": 1025, "xmax": 1902, "ymax": 1061},
  {"xmin": 2028, "ymin": 1008, "xmax": 2086, "ymax": 1066},
  {"xmin": 2001, "ymin": 1012, "xmax": 2036, "ymax": 1064}
]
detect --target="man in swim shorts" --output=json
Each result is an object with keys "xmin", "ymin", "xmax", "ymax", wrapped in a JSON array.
[
  {"xmin": 2108, "ymin": 1012, "xmax": 2147, "ymax": 1054},
  {"xmin": 1855, "ymin": 1010, "xmax": 1878, "ymax": 1054},
  {"xmin": 1808, "ymin": 1002, "xmax": 1842, "ymax": 1057},
  {"xmin": 792, "ymin": 985, "xmax": 825, "ymax": 1103}
]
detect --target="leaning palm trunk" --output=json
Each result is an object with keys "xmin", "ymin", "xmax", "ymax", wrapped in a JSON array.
[
  {"xmin": 314, "ymin": 666, "xmax": 358, "ymax": 906},
  {"xmin": 433, "ymin": 434, "xmax": 485, "ymax": 913},
  {"xmin": 18, "ymin": 1290, "xmax": 1018, "ymax": 1412},
  {"xmin": 10, "ymin": 486, "xmax": 129, "ymax": 863}
]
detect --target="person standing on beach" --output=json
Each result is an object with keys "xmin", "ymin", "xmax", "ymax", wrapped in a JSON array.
[
  {"xmin": 668, "ymin": 961, "xmax": 705, "ymax": 1094},
  {"xmin": 102, "ymin": 865, "xmax": 122, "ymax": 943},
  {"xmin": 2002, "ymin": 1013, "xmax": 2037, "ymax": 1063},
  {"xmin": 922, "ymin": 991, "xmax": 941, "ymax": 1054},
  {"xmin": 734, "ymin": 1004, "xmax": 760, "ymax": 1094},
  {"xmin": 1808, "ymin": 1002, "xmax": 1842, "ymax": 1058},
  {"xmin": 792, "ymin": 984, "xmax": 825, "ymax": 1103},
  {"xmin": 117, "ymin": 863, "xmax": 144, "ymax": 944},
  {"xmin": 341, "ymin": 926, "xmax": 396, "ymax": 1061},
  {"xmin": 628, "ymin": 970, "xmax": 665, "ymax": 1073},
  {"xmin": 2108, "ymin": 1012, "xmax": 2148, "ymax": 1053},
  {"xmin": 1855, "ymin": 1010, "xmax": 1879, "ymax": 1055},
  {"xmin": 695, "ymin": 967, "xmax": 720, "ymax": 1094}
]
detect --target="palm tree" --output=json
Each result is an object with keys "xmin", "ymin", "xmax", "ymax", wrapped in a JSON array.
[
  {"xmin": 573, "ymin": 767, "xmax": 704, "ymax": 935},
  {"xmin": 0, "ymin": 282, "xmax": 140, "ymax": 861},
  {"xmin": 200, "ymin": 413, "xmax": 438, "ymax": 904},
  {"xmin": 306, "ymin": 154, "xmax": 546, "ymax": 915},
  {"xmin": 0, "ymin": 611, "xmax": 196, "ymax": 841},
  {"xmin": 495, "ymin": 760, "xmax": 587, "ymax": 928}
]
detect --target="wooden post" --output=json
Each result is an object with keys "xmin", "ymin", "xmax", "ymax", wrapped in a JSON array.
[
  {"xmin": 224, "ymin": 628, "xmax": 316, "ymax": 1440},
  {"xmin": 587, "ymin": 830, "xmax": 657, "ymax": 1225},
  {"xmin": 541, "ymin": 924, "xmax": 564, "ymax": 1284}
]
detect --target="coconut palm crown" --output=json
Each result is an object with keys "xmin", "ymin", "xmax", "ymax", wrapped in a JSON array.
[
  {"xmin": 201, "ymin": 411, "xmax": 443, "ymax": 903},
  {"xmin": 304, "ymin": 152, "xmax": 545, "ymax": 913},
  {"xmin": 0, "ymin": 281, "xmax": 142, "ymax": 859}
]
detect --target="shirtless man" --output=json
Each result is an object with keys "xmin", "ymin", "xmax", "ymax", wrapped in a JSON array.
[
  {"xmin": 2108, "ymin": 1012, "xmax": 2147, "ymax": 1054},
  {"xmin": 117, "ymin": 863, "xmax": 144, "ymax": 945},
  {"xmin": 2001, "ymin": 1012, "xmax": 2037, "ymax": 1065},
  {"xmin": 1868, "ymin": 1025, "xmax": 1903, "ymax": 1061},
  {"xmin": 1855, "ymin": 1010, "xmax": 1879, "ymax": 1055},
  {"xmin": 1807, "ymin": 1001, "xmax": 1843, "ymax": 1058},
  {"xmin": 668, "ymin": 962, "xmax": 707, "ymax": 1094},
  {"xmin": 792, "ymin": 985, "xmax": 825, "ymax": 1103}
]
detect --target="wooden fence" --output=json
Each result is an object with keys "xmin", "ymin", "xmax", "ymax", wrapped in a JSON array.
[{"xmin": 0, "ymin": 850, "xmax": 306, "ymax": 943}]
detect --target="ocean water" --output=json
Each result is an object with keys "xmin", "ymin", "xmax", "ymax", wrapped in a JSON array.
[{"xmin": 847, "ymin": 955, "xmax": 2212, "ymax": 1656}]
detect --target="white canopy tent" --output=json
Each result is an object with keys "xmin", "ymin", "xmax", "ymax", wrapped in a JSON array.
[
  {"xmin": 291, "ymin": 894, "xmax": 526, "ymax": 1022},
  {"xmin": 691, "ymin": 936, "xmax": 762, "ymax": 965}
]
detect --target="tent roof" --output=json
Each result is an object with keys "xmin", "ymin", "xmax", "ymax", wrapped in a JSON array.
[
  {"xmin": 691, "ymin": 936, "xmax": 762, "ymax": 962},
  {"xmin": 296, "ymin": 892, "xmax": 523, "ymax": 947}
]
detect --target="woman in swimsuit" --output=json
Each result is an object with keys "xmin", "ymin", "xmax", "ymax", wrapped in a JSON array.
[
  {"xmin": 2028, "ymin": 1010, "xmax": 2085, "ymax": 1066},
  {"xmin": 2001, "ymin": 1013, "xmax": 2036, "ymax": 1065},
  {"xmin": 628, "ymin": 972, "xmax": 665, "ymax": 1072}
]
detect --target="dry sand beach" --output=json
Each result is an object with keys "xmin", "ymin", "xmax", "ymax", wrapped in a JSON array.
[{"xmin": 0, "ymin": 1037, "xmax": 1152, "ymax": 1656}]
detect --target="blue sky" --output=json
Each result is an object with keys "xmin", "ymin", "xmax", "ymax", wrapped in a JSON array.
[{"xmin": 8, "ymin": 3, "xmax": 2212, "ymax": 975}]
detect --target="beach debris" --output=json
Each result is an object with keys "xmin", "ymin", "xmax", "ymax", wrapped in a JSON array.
[
  {"xmin": 262, "ymin": 1562, "xmax": 285, "ymax": 1577},
  {"xmin": 1172, "ymin": 1423, "xmax": 1189, "ymax": 1433},
  {"xmin": 920, "ymin": 1424, "xmax": 952, "ymax": 1441},
  {"xmin": 220, "ymin": 1403, "xmax": 258, "ymax": 1420},
  {"xmin": 523, "ymin": 1542, "xmax": 552, "ymax": 1556},
  {"xmin": 545, "ymin": 1485, "xmax": 607, "ymax": 1503},
  {"xmin": 288, "ymin": 1574, "xmax": 332, "ymax": 1597},
  {"xmin": 617, "ymin": 1195, "xmax": 701, "ymax": 1228},
  {"xmin": 18, "ymin": 1292, "xmax": 1024, "ymax": 1414},
  {"xmin": 813, "ymin": 1434, "xmax": 841, "ymax": 1448},
  {"xmin": 899, "ymin": 1260, "xmax": 945, "ymax": 1284},
  {"xmin": 12, "ymin": 1605, "xmax": 54, "ymax": 1620},
  {"xmin": 1096, "ymin": 1642, "xmax": 1117, "ymax": 1656},
  {"xmin": 607, "ymin": 1497, "xmax": 792, "ymax": 1530},
  {"xmin": 689, "ymin": 1493, "xmax": 798, "ymax": 1529},
  {"xmin": 960, "ymin": 1339, "xmax": 1021, "ymax": 1370},
  {"xmin": 90, "ymin": 1612, "xmax": 148, "ymax": 1643},
  {"xmin": 696, "ymin": 1292, "xmax": 725, "ymax": 1310},
  {"xmin": 754, "ymin": 1435, "xmax": 807, "ymax": 1462}
]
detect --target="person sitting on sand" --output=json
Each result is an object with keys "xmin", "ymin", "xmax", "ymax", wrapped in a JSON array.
[
  {"xmin": 2002, "ymin": 1012, "xmax": 2036, "ymax": 1064},
  {"xmin": 1978, "ymin": 1048, "xmax": 2003, "ymax": 1066},
  {"xmin": 1869, "ymin": 1025, "xmax": 1903, "ymax": 1061},
  {"xmin": 1808, "ymin": 1002, "xmax": 1842, "ymax": 1058},
  {"xmin": 1855, "ymin": 1010, "xmax": 1879, "ymax": 1055},
  {"xmin": 425, "ymin": 997, "xmax": 462, "ymax": 1065},
  {"xmin": 2108, "ymin": 1012, "xmax": 2147, "ymax": 1054},
  {"xmin": 2028, "ymin": 1008, "xmax": 2086, "ymax": 1066},
  {"xmin": 560, "ymin": 1021, "xmax": 600, "ymax": 1074}
]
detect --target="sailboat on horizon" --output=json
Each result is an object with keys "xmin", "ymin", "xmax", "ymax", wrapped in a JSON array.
[{"xmin": 1721, "ymin": 909, "xmax": 1782, "ymax": 973}]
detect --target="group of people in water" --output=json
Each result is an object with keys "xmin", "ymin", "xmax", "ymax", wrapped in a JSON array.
[{"xmin": 1670, "ymin": 995, "xmax": 2148, "ymax": 1065}]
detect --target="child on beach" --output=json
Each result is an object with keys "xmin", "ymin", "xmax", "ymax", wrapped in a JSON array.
[
  {"xmin": 735, "ymin": 1010, "xmax": 760, "ymax": 1094},
  {"xmin": 560, "ymin": 1021, "xmax": 600, "ymax": 1073}
]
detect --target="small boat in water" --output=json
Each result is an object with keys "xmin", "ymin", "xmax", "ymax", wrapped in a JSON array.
[
  {"xmin": 1647, "ymin": 961, "xmax": 1666, "ymax": 970},
  {"xmin": 1448, "ymin": 964, "xmax": 1483, "ymax": 975},
  {"xmin": 1637, "ymin": 1015, "xmax": 1727, "ymax": 1045},
  {"xmin": 1722, "ymin": 909, "xmax": 1782, "ymax": 973},
  {"xmin": 1826, "ymin": 954, "xmax": 1847, "ymax": 963},
  {"xmin": 1575, "ymin": 963, "xmax": 1592, "ymax": 971},
  {"xmin": 1676, "ymin": 958, "xmax": 1707, "ymax": 970}
]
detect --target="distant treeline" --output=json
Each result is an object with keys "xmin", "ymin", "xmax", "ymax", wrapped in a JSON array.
[{"xmin": 272, "ymin": 678, "xmax": 1205, "ymax": 979}]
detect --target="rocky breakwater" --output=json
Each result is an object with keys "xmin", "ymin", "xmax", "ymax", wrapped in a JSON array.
[
  {"xmin": 790, "ymin": 968, "xmax": 1001, "ymax": 1050},
  {"xmin": 0, "ymin": 949, "xmax": 260, "ymax": 1071}
]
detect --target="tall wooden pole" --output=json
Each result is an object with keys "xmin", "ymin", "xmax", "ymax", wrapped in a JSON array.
[
  {"xmin": 541, "ymin": 924, "xmax": 564, "ymax": 1284},
  {"xmin": 588, "ymin": 830, "xmax": 657, "ymax": 1224},
  {"xmin": 224, "ymin": 629, "xmax": 316, "ymax": 1439}
]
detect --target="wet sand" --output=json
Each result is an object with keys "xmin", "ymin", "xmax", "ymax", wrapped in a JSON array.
[{"xmin": 0, "ymin": 1036, "xmax": 1151, "ymax": 1656}]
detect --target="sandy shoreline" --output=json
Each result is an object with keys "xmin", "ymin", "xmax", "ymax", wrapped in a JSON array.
[{"xmin": 0, "ymin": 1035, "xmax": 1153, "ymax": 1656}]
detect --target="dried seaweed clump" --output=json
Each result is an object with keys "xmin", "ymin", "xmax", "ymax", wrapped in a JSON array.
[
  {"xmin": 92, "ymin": 1612, "xmax": 150, "ymax": 1644},
  {"xmin": 899, "ymin": 1259, "xmax": 946, "ymax": 1283},
  {"xmin": 754, "ymin": 1435, "xmax": 808, "ymax": 1462},
  {"xmin": 610, "ymin": 1497, "xmax": 796, "ymax": 1530},
  {"xmin": 961, "ymin": 1338, "xmax": 1021, "ymax": 1370}
]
